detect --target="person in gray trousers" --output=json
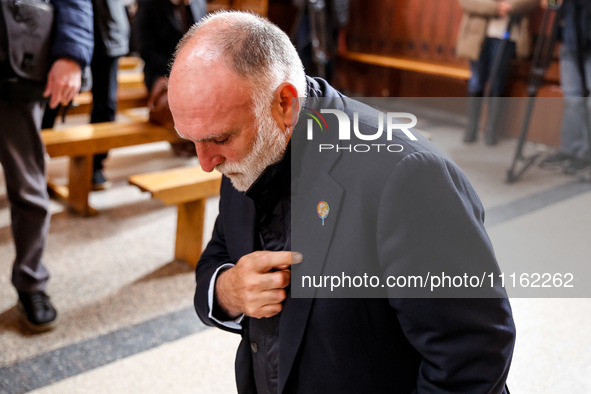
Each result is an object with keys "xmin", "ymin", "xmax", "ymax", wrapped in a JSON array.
[{"xmin": 0, "ymin": 0, "xmax": 94, "ymax": 331}]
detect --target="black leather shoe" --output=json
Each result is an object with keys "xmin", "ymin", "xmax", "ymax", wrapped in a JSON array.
[
  {"xmin": 539, "ymin": 152, "xmax": 573, "ymax": 170},
  {"xmin": 463, "ymin": 132, "xmax": 477, "ymax": 143},
  {"xmin": 564, "ymin": 158, "xmax": 590, "ymax": 175},
  {"xmin": 92, "ymin": 169, "xmax": 112, "ymax": 191},
  {"xmin": 17, "ymin": 291, "xmax": 58, "ymax": 332}
]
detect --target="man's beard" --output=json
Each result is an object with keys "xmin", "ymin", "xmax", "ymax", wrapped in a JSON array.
[{"xmin": 215, "ymin": 108, "xmax": 288, "ymax": 192}]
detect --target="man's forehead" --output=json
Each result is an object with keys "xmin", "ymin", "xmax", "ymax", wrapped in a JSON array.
[
  {"xmin": 172, "ymin": 94, "xmax": 252, "ymax": 129},
  {"xmin": 174, "ymin": 40, "xmax": 219, "ymax": 71},
  {"xmin": 170, "ymin": 81, "xmax": 253, "ymax": 116},
  {"xmin": 169, "ymin": 57, "xmax": 252, "ymax": 112}
]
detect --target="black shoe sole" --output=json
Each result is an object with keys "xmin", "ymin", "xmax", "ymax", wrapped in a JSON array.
[
  {"xmin": 17, "ymin": 302, "xmax": 58, "ymax": 333},
  {"xmin": 92, "ymin": 180, "xmax": 112, "ymax": 191},
  {"xmin": 539, "ymin": 162, "xmax": 569, "ymax": 171},
  {"xmin": 564, "ymin": 167, "xmax": 590, "ymax": 176}
]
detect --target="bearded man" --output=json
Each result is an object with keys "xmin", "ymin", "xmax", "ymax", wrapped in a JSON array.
[{"xmin": 168, "ymin": 11, "xmax": 516, "ymax": 394}]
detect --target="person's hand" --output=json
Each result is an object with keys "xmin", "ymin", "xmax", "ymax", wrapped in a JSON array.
[
  {"xmin": 43, "ymin": 58, "xmax": 82, "ymax": 109},
  {"xmin": 148, "ymin": 76, "xmax": 169, "ymax": 112},
  {"xmin": 497, "ymin": 1, "xmax": 512, "ymax": 17},
  {"xmin": 215, "ymin": 251, "xmax": 303, "ymax": 319}
]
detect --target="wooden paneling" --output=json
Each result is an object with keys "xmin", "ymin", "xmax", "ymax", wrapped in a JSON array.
[
  {"xmin": 334, "ymin": 1, "xmax": 564, "ymax": 146},
  {"xmin": 207, "ymin": 0, "xmax": 268, "ymax": 16}
]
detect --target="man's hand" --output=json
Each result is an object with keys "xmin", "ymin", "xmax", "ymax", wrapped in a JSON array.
[
  {"xmin": 43, "ymin": 58, "xmax": 82, "ymax": 109},
  {"xmin": 148, "ymin": 76, "xmax": 169, "ymax": 112},
  {"xmin": 215, "ymin": 251, "xmax": 303, "ymax": 319},
  {"xmin": 497, "ymin": 1, "xmax": 513, "ymax": 17}
]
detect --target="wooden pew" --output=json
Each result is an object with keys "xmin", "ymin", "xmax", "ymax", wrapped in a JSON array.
[
  {"xmin": 117, "ymin": 72, "xmax": 145, "ymax": 90},
  {"xmin": 67, "ymin": 83, "xmax": 148, "ymax": 116},
  {"xmin": 128, "ymin": 166, "xmax": 222, "ymax": 267},
  {"xmin": 67, "ymin": 58, "xmax": 147, "ymax": 116},
  {"xmin": 67, "ymin": 86, "xmax": 148, "ymax": 116},
  {"xmin": 339, "ymin": 50, "xmax": 471, "ymax": 81},
  {"xmin": 43, "ymin": 120, "xmax": 183, "ymax": 216},
  {"xmin": 118, "ymin": 56, "xmax": 142, "ymax": 71}
]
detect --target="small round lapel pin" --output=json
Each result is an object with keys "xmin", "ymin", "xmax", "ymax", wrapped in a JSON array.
[{"xmin": 317, "ymin": 201, "xmax": 330, "ymax": 226}]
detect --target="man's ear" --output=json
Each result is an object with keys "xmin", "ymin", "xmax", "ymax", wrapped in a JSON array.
[{"xmin": 273, "ymin": 82, "xmax": 301, "ymax": 131}]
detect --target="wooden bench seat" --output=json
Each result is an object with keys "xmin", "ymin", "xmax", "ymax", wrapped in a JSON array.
[
  {"xmin": 339, "ymin": 50, "xmax": 471, "ymax": 80},
  {"xmin": 68, "ymin": 86, "xmax": 148, "ymax": 116},
  {"xmin": 129, "ymin": 166, "xmax": 222, "ymax": 267},
  {"xmin": 43, "ymin": 120, "xmax": 183, "ymax": 216},
  {"xmin": 118, "ymin": 56, "xmax": 142, "ymax": 70},
  {"xmin": 117, "ymin": 72, "xmax": 145, "ymax": 90}
]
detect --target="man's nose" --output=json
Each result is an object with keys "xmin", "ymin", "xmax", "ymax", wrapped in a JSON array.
[{"xmin": 196, "ymin": 144, "xmax": 224, "ymax": 172}]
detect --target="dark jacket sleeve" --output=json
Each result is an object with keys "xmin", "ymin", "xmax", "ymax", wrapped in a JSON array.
[
  {"xmin": 135, "ymin": 0, "xmax": 206, "ymax": 90},
  {"xmin": 134, "ymin": 0, "xmax": 172, "ymax": 90},
  {"xmin": 377, "ymin": 151, "xmax": 516, "ymax": 393},
  {"xmin": 51, "ymin": 0, "xmax": 94, "ymax": 68},
  {"xmin": 194, "ymin": 177, "xmax": 243, "ymax": 335}
]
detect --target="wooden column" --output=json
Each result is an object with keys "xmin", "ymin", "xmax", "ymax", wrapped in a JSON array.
[
  {"xmin": 67, "ymin": 155, "xmax": 97, "ymax": 216},
  {"xmin": 175, "ymin": 200, "xmax": 206, "ymax": 267}
]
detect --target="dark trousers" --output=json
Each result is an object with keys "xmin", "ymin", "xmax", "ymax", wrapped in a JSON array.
[
  {"xmin": 90, "ymin": 49, "xmax": 120, "ymax": 171},
  {"xmin": 464, "ymin": 38, "xmax": 516, "ymax": 143},
  {"xmin": 0, "ymin": 99, "xmax": 51, "ymax": 292},
  {"xmin": 468, "ymin": 37, "xmax": 516, "ymax": 96}
]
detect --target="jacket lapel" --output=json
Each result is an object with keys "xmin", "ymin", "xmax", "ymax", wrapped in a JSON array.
[
  {"xmin": 278, "ymin": 133, "xmax": 343, "ymax": 393},
  {"xmin": 227, "ymin": 188, "xmax": 257, "ymax": 261}
]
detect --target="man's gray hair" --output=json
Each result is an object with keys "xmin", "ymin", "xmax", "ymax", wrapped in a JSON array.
[{"xmin": 173, "ymin": 11, "xmax": 307, "ymax": 115}]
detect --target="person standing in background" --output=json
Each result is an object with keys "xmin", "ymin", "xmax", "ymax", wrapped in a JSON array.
[
  {"xmin": 134, "ymin": 0, "xmax": 207, "ymax": 157},
  {"xmin": 456, "ymin": 0, "xmax": 538, "ymax": 145},
  {"xmin": 291, "ymin": 0, "xmax": 349, "ymax": 83},
  {"xmin": 539, "ymin": 0, "xmax": 591, "ymax": 175},
  {"xmin": 39, "ymin": 0, "xmax": 129, "ymax": 190},
  {"xmin": 135, "ymin": 0, "xmax": 206, "ymax": 94},
  {"xmin": 89, "ymin": 0, "xmax": 130, "ymax": 190},
  {"xmin": 0, "ymin": 0, "xmax": 93, "ymax": 331}
]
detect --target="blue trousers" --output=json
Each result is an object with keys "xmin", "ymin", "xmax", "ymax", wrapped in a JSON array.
[
  {"xmin": 90, "ymin": 48, "xmax": 120, "ymax": 171},
  {"xmin": 558, "ymin": 45, "xmax": 591, "ymax": 160}
]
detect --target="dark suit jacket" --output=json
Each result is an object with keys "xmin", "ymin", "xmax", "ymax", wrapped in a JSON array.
[
  {"xmin": 92, "ymin": 0, "xmax": 130, "ymax": 58},
  {"xmin": 134, "ymin": 0, "xmax": 206, "ymax": 91},
  {"xmin": 194, "ymin": 78, "xmax": 515, "ymax": 393}
]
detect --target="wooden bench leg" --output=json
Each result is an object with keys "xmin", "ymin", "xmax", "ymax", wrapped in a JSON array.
[
  {"xmin": 175, "ymin": 199, "xmax": 206, "ymax": 268},
  {"xmin": 68, "ymin": 155, "xmax": 97, "ymax": 216}
]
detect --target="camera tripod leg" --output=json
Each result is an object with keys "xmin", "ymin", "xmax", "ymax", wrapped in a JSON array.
[{"xmin": 506, "ymin": 95, "xmax": 541, "ymax": 183}]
